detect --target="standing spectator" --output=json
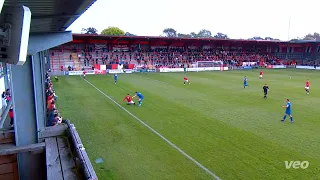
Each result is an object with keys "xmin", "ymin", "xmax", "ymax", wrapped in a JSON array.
[
  {"xmin": 5, "ymin": 89, "xmax": 10, "ymax": 103},
  {"xmin": 8, "ymin": 107, "xmax": 14, "ymax": 128},
  {"xmin": 1, "ymin": 91, "xmax": 6, "ymax": 109}
]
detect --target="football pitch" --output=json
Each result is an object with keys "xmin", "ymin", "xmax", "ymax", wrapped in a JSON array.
[{"xmin": 54, "ymin": 69, "xmax": 320, "ymax": 180}]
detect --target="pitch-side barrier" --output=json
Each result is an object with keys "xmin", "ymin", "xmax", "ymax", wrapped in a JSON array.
[{"xmin": 49, "ymin": 65, "xmax": 320, "ymax": 76}]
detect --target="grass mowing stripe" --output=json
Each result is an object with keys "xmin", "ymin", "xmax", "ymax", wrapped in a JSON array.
[
  {"xmin": 133, "ymin": 74, "xmax": 169, "ymax": 84},
  {"xmin": 83, "ymin": 77, "xmax": 221, "ymax": 180}
]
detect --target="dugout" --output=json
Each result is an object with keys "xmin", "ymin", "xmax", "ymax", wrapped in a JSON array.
[{"xmin": 0, "ymin": 0, "xmax": 98, "ymax": 179}]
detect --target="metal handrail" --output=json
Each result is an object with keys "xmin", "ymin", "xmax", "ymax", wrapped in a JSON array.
[{"xmin": 66, "ymin": 120, "xmax": 98, "ymax": 180}]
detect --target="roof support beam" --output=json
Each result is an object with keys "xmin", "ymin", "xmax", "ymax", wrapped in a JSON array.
[
  {"xmin": 32, "ymin": 14, "xmax": 80, "ymax": 19},
  {"xmin": 10, "ymin": 55, "xmax": 45, "ymax": 180},
  {"xmin": 28, "ymin": 31, "xmax": 73, "ymax": 55},
  {"xmin": 62, "ymin": 0, "xmax": 97, "ymax": 30}
]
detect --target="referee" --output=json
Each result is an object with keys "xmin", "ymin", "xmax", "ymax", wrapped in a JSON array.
[{"xmin": 263, "ymin": 84, "xmax": 269, "ymax": 99}]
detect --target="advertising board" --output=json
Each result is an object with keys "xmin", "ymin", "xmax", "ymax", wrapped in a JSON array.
[
  {"xmin": 159, "ymin": 67, "xmax": 228, "ymax": 72},
  {"xmin": 296, "ymin": 66, "xmax": 316, "ymax": 70},
  {"xmin": 272, "ymin": 65, "xmax": 287, "ymax": 68}
]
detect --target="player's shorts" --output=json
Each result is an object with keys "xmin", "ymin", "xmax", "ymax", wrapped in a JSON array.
[
  {"xmin": 285, "ymin": 110, "xmax": 291, "ymax": 115},
  {"xmin": 184, "ymin": 80, "xmax": 189, "ymax": 82},
  {"xmin": 260, "ymin": 75, "xmax": 263, "ymax": 78},
  {"xmin": 139, "ymin": 98, "xmax": 144, "ymax": 101},
  {"xmin": 264, "ymin": 91, "xmax": 268, "ymax": 95},
  {"xmin": 305, "ymin": 86, "xmax": 310, "ymax": 90},
  {"xmin": 83, "ymin": 74, "xmax": 86, "ymax": 77},
  {"xmin": 128, "ymin": 101, "xmax": 134, "ymax": 104}
]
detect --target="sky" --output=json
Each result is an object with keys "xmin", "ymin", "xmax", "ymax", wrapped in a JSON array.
[{"xmin": 67, "ymin": 0, "xmax": 320, "ymax": 40}]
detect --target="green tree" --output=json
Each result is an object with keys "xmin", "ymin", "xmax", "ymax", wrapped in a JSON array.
[
  {"xmin": 290, "ymin": 37, "xmax": 301, "ymax": 41},
  {"xmin": 214, "ymin": 32, "xmax": 229, "ymax": 39},
  {"xmin": 163, "ymin": 28, "xmax": 177, "ymax": 37},
  {"xmin": 264, "ymin": 37, "xmax": 280, "ymax": 41},
  {"xmin": 197, "ymin": 29, "xmax": 212, "ymax": 38},
  {"xmin": 81, "ymin": 27, "xmax": 98, "ymax": 34},
  {"xmin": 264, "ymin": 37, "xmax": 273, "ymax": 40},
  {"xmin": 302, "ymin": 32, "xmax": 320, "ymax": 40},
  {"xmin": 248, "ymin": 36, "xmax": 263, "ymax": 40},
  {"xmin": 101, "ymin": 26, "xmax": 125, "ymax": 36},
  {"xmin": 190, "ymin": 32, "xmax": 198, "ymax": 38},
  {"xmin": 125, "ymin": 32, "xmax": 136, "ymax": 36},
  {"xmin": 177, "ymin": 33, "xmax": 191, "ymax": 38}
]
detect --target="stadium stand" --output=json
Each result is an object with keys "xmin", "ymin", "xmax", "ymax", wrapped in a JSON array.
[
  {"xmin": 50, "ymin": 44, "xmax": 283, "ymax": 71},
  {"xmin": 49, "ymin": 34, "xmax": 320, "ymax": 72}
]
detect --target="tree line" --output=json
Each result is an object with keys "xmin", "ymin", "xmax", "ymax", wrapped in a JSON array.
[
  {"xmin": 81, "ymin": 27, "xmax": 134, "ymax": 36},
  {"xmin": 162, "ymin": 28, "xmax": 229, "ymax": 39},
  {"xmin": 81, "ymin": 26, "xmax": 320, "ymax": 41}
]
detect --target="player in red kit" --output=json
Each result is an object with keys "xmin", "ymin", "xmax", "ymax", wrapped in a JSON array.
[
  {"xmin": 123, "ymin": 94, "xmax": 135, "ymax": 105},
  {"xmin": 184, "ymin": 76, "xmax": 190, "ymax": 85},
  {"xmin": 82, "ymin": 70, "xmax": 86, "ymax": 79},
  {"xmin": 259, "ymin": 70, "xmax": 263, "ymax": 79},
  {"xmin": 305, "ymin": 79, "xmax": 310, "ymax": 94}
]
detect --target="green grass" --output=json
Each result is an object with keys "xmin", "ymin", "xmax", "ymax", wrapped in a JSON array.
[{"xmin": 53, "ymin": 69, "xmax": 320, "ymax": 180}]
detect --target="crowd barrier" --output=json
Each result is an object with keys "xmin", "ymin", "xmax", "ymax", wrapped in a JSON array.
[
  {"xmin": 133, "ymin": 69, "xmax": 156, "ymax": 73},
  {"xmin": 66, "ymin": 70, "xmax": 95, "ymax": 75},
  {"xmin": 267, "ymin": 65, "xmax": 287, "ymax": 69},
  {"xmin": 296, "ymin": 65, "xmax": 319, "ymax": 70},
  {"xmin": 159, "ymin": 67, "xmax": 228, "ymax": 72}
]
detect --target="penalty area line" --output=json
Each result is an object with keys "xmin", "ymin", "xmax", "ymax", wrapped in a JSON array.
[{"xmin": 83, "ymin": 78, "xmax": 221, "ymax": 180}]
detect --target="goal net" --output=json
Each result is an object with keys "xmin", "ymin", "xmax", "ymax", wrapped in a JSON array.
[{"xmin": 195, "ymin": 61, "xmax": 223, "ymax": 72}]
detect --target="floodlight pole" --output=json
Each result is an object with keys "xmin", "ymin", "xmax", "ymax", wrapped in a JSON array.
[
  {"xmin": 287, "ymin": 16, "xmax": 291, "ymax": 41},
  {"xmin": 286, "ymin": 16, "xmax": 291, "ymax": 60}
]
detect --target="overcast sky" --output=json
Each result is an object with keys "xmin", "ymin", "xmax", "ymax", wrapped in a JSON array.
[{"xmin": 67, "ymin": 0, "xmax": 320, "ymax": 40}]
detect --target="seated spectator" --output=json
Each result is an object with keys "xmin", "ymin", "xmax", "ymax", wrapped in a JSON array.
[
  {"xmin": 48, "ymin": 108, "xmax": 57, "ymax": 120},
  {"xmin": 48, "ymin": 101, "xmax": 55, "ymax": 112},
  {"xmin": 48, "ymin": 113, "xmax": 59, "ymax": 126},
  {"xmin": 53, "ymin": 90, "xmax": 58, "ymax": 100},
  {"xmin": 47, "ymin": 95, "xmax": 54, "ymax": 107}
]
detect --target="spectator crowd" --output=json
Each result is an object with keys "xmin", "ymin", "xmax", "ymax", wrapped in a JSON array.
[
  {"xmin": 45, "ymin": 72, "xmax": 66, "ymax": 127},
  {"xmin": 52, "ymin": 44, "xmax": 320, "ymax": 72},
  {"xmin": 73, "ymin": 46, "xmax": 283, "ymax": 68}
]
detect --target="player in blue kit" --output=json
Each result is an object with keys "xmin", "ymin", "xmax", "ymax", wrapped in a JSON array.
[
  {"xmin": 281, "ymin": 99, "xmax": 294, "ymax": 123},
  {"xmin": 132, "ymin": 92, "xmax": 144, "ymax": 106},
  {"xmin": 243, "ymin": 76, "xmax": 248, "ymax": 88},
  {"xmin": 114, "ymin": 73, "xmax": 118, "ymax": 84}
]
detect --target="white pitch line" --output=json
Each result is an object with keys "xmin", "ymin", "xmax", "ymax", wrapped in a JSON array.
[{"xmin": 83, "ymin": 78, "xmax": 221, "ymax": 180}]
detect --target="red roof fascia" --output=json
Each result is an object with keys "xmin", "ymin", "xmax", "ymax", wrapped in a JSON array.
[
  {"xmin": 278, "ymin": 43, "xmax": 313, "ymax": 47},
  {"xmin": 72, "ymin": 34, "xmax": 287, "ymax": 46}
]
